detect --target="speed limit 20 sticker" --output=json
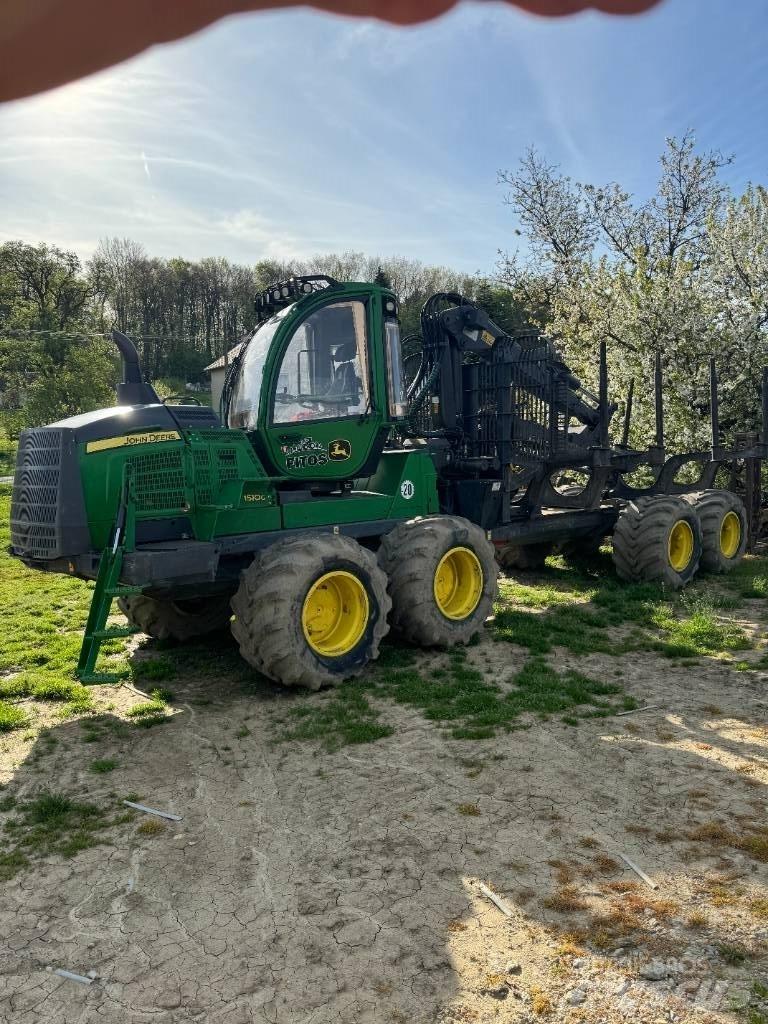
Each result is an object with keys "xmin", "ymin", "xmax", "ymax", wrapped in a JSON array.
[{"xmin": 400, "ymin": 480, "xmax": 415, "ymax": 500}]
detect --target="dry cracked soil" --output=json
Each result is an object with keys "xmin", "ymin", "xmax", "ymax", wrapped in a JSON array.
[{"xmin": 0, "ymin": 630, "xmax": 767, "ymax": 1024}]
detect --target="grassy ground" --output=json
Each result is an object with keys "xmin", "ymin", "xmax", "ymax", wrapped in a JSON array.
[
  {"xmin": 0, "ymin": 789, "xmax": 135, "ymax": 882},
  {"xmin": 494, "ymin": 550, "xmax": 756, "ymax": 660},
  {"xmin": 276, "ymin": 643, "xmax": 638, "ymax": 751},
  {"xmin": 0, "ymin": 484, "xmax": 174, "ymax": 728}
]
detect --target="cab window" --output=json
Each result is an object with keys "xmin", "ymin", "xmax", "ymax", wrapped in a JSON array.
[{"xmin": 272, "ymin": 300, "xmax": 370, "ymax": 423}]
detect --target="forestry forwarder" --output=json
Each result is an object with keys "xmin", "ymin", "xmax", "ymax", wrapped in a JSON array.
[{"xmin": 9, "ymin": 276, "xmax": 768, "ymax": 689}]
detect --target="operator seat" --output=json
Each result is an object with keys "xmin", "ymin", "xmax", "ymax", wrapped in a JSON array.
[{"xmin": 325, "ymin": 342, "xmax": 360, "ymax": 403}]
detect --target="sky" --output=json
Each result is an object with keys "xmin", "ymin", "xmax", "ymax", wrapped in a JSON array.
[{"xmin": 1, "ymin": 0, "xmax": 767, "ymax": 276}]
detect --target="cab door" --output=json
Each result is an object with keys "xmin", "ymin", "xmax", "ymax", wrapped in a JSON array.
[{"xmin": 261, "ymin": 294, "xmax": 382, "ymax": 481}]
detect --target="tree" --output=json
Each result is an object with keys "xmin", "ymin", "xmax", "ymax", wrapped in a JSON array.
[
  {"xmin": 374, "ymin": 265, "xmax": 391, "ymax": 288},
  {"xmin": 0, "ymin": 241, "xmax": 92, "ymax": 367},
  {"xmin": 89, "ymin": 237, "xmax": 147, "ymax": 333},
  {"xmin": 22, "ymin": 339, "xmax": 118, "ymax": 427},
  {"xmin": 474, "ymin": 278, "xmax": 527, "ymax": 334},
  {"xmin": 496, "ymin": 133, "xmax": 755, "ymax": 450},
  {"xmin": 0, "ymin": 241, "xmax": 104, "ymax": 426}
]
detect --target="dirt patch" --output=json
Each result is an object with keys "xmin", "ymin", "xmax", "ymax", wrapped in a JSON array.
[{"xmin": 0, "ymin": 625, "xmax": 766, "ymax": 1024}]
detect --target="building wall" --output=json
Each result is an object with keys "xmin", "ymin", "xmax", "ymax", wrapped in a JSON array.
[{"xmin": 210, "ymin": 368, "xmax": 225, "ymax": 419}]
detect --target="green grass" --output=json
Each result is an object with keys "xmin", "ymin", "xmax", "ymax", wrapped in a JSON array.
[
  {"xmin": 0, "ymin": 789, "xmax": 132, "ymax": 881},
  {"xmin": 494, "ymin": 554, "xmax": 752, "ymax": 661},
  {"xmin": 0, "ymin": 701, "xmax": 28, "ymax": 732},
  {"xmin": 125, "ymin": 700, "xmax": 166, "ymax": 719},
  {"xmin": 278, "ymin": 685, "xmax": 394, "ymax": 751},
  {"xmin": 89, "ymin": 758, "xmax": 118, "ymax": 774},
  {"xmin": 0, "ymin": 677, "xmax": 94, "ymax": 703},
  {"xmin": 722, "ymin": 556, "xmax": 768, "ymax": 599},
  {"xmin": 0, "ymin": 484, "xmax": 134, "ymax": 719},
  {"xmin": 278, "ymin": 644, "xmax": 637, "ymax": 750},
  {"xmin": 651, "ymin": 601, "xmax": 749, "ymax": 658},
  {"xmin": 132, "ymin": 658, "xmax": 176, "ymax": 682}
]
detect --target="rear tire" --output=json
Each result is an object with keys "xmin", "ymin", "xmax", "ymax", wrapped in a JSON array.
[
  {"xmin": 118, "ymin": 593, "xmax": 233, "ymax": 642},
  {"xmin": 378, "ymin": 515, "xmax": 498, "ymax": 646},
  {"xmin": 683, "ymin": 489, "xmax": 747, "ymax": 573},
  {"xmin": 611, "ymin": 495, "xmax": 702, "ymax": 589},
  {"xmin": 495, "ymin": 542, "xmax": 553, "ymax": 572},
  {"xmin": 231, "ymin": 534, "xmax": 390, "ymax": 690}
]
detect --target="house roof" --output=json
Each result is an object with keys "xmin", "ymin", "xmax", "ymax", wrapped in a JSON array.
[{"xmin": 204, "ymin": 341, "xmax": 245, "ymax": 373}]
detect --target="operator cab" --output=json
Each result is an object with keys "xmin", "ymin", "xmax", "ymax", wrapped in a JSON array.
[{"xmin": 226, "ymin": 276, "xmax": 406, "ymax": 481}]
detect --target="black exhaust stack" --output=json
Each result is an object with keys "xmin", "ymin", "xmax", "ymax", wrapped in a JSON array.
[{"xmin": 112, "ymin": 331, "xmax": 161, "ymax": 406}]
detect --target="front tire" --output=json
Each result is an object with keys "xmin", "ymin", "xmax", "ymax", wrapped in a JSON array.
[
  {"xmin": 231, "ymin": 534, "xmax": 390, "ymax": 690},
  {"xmin": 611, "ymin": 495, "xmax": 702, "ymax": 589},
  {"xmin": 118, "ymin": 593, "xmax": 233, "ymax": 641},
  {"xmin": 378, "ymin": 515, "xmax": 498, "ymax": 646},
  {"xmin": 683, "ymin": 489, "xmax": 747, "ymax": 573}
]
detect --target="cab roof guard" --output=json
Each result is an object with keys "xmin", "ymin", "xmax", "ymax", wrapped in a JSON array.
[{"xmin": 254, "ymin": 275, "xmax": 339, "ymax": 321}]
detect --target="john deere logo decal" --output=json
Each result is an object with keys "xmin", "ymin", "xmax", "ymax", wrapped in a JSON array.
[
  {"xmin": 328, "ymin": 439, "xmax": 351, "ymax": 461},
  {"xmin": 279, "ymin": 436, "xmax": 351, "ymax": 468},
  {"xmin": 86, "ymin": 431, "xmax": 181, "ymax": 453}
]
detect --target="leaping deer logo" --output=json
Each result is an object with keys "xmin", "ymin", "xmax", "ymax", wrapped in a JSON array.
[{"xmin": 328, "ymin": 439, "xmax": 351, "ymax": 461}]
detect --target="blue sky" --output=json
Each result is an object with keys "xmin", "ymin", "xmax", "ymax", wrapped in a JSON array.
[{"xmin": 1, "ymin": 0, "xmax": 767, "ymax": 275}]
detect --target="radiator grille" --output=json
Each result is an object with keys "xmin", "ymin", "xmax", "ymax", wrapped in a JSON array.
[
  {"xmin": 10, "ymin": 429, "xmax": 63, "ymax": 559},
  {"xmin": 194, "ymin": 448, "xmax": 214, "ymax": 506},
  {"xmin": 216, "ymin": 448, "xmax": 238, "ymax": 482},
  {"xmin": 192, "ymin": 445, "xmax": 242, "ymax": 506},
  {"xmin": 131, "ymin": 450, "xmax": 186, "ymax": 512}
]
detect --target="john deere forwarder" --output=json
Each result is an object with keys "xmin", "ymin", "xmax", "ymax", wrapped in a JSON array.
[{"xmin": 9, "ymin": 276, "xmax": 767, "ymax": 689}]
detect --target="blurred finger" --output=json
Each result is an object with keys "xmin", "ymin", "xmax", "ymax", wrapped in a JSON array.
[{"xmin": 0, "ymin": 0, "xmax": 664, "ymax": 104}]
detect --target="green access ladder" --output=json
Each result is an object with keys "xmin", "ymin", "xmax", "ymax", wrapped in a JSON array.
[{"xmin": 76, "ymin": 469, "xmax": 144, "ymax": 684}]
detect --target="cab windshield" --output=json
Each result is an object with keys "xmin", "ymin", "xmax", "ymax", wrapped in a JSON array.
[
  {"xmin": 227, "ymin": 306, "xmax": 293, "ymax": 430},
  {"xmin": 272, "ymin": 300, "xmax": 370, "ymax": 424}
]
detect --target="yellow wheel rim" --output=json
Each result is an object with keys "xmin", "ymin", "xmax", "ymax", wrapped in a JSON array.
[
  {"xmin": 668, "ymin": 520, "xmax": 694, "ymax": 572},
  {"xmin": 302, "ymin": 571, "xmax": 369, "ymax": 658},
  {"xmin": 433, "ymin": 547, "xmax": 484, "ymax": 621},
  {"xmin": 720, "ymin": 511, "xmax": 741, "ymax": 558}
]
